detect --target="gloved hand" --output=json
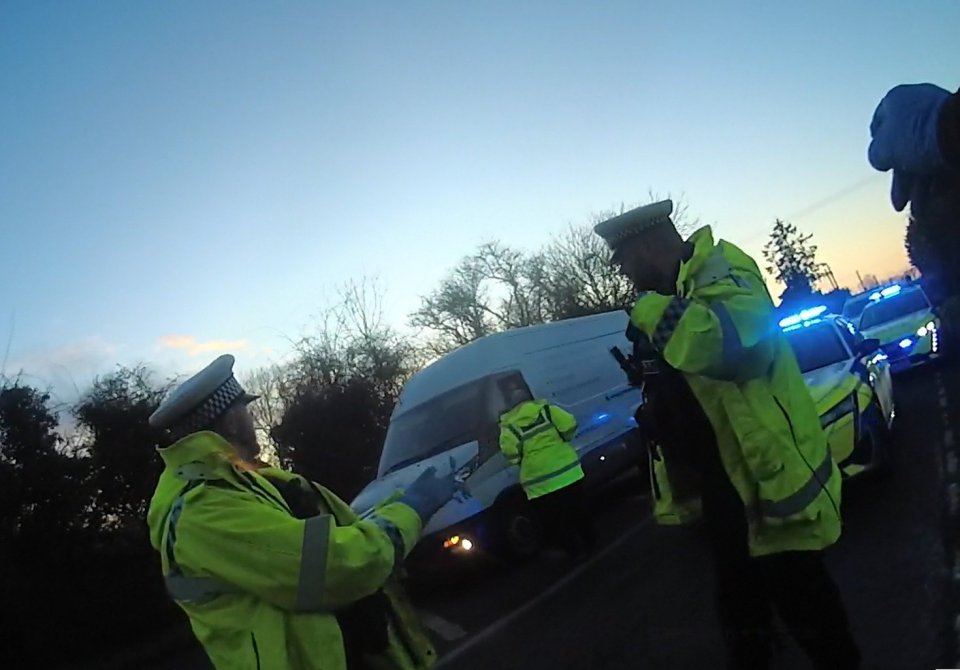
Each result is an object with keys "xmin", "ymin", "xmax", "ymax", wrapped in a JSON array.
[
  {"xmin": 397, "ymin": 459, "xmax": 457, "ymax": 523},
  {"xmin": 868, "ymin": 83, "xmax": 952, "ymax": 212}
]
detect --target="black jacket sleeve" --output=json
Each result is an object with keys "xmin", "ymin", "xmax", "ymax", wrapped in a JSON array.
[{"xmin": 940, "ymin": 89, "xmax": 960, "ymax": 168}]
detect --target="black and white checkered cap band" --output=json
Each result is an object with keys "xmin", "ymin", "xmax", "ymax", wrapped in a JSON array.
[
  {"xmin": 605, "ymin": 215, "xmax": 671, "ymax": 248},
  {"xmin": 171, "ymin": 376, "xmax": 245, "ymax": 437}
]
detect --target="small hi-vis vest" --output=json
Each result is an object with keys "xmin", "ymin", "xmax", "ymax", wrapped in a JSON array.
[{"xmin": 499, "ymin": 400, "xmax": 584, "ymax": 500}]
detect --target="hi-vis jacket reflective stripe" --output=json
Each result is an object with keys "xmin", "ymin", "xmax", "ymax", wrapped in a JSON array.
[
  {"xmin": 146, "ymin": 431, "xmax": 436, "ymax": 670},
  {"xmin": 631, "ymin": 227, "xmax": 842, "ymax": 557},
  {"xmin": 499, "ymin": 400, "xmax": 584, "ymax": 500}
]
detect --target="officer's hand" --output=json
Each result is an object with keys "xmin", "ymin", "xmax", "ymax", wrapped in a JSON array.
[
  {"xmin": 398, "ymin": 460, "xmax": 457, "ymax": 523},
  {"xmin": 868, "ymin": 83, "xmax": 952, "ymax": 212}
]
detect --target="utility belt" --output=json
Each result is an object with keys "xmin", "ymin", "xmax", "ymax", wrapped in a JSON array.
[
  {"xmin": 261, "ymin": 474, "xmax": 390, "ymax": 669},
  {"xmin": 614, "ymin": 330, "xmax": 719, "ymax": 502}
]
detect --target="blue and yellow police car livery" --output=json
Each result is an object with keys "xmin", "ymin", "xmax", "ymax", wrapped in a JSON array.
[
  {"xmin": 781, "ymin": 306, "xmax": 895, "ymax": 478},
  {"xmin": 858, "ymin": 284, "xmax": 942, "ymax": 372}
]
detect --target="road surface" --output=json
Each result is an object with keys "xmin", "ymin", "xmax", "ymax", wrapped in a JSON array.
[{"xmin": 150, "ymin": 361, "xmax": 958, "ymax": 670}]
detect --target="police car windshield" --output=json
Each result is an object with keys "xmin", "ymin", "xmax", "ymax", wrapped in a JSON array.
[
  {"xmin": 859, "ymin": 290, "xmax": 930, "ymax": 330},
  {"xmin": 379, "ymin": 379, "xmax": 488, "ymax": 476},
  {"xmin": 784, "ymin": 322, "xmax": 849, "ymax": 373}
]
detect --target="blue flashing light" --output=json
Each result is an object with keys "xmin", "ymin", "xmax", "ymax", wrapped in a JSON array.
[
  {"xmin": 898, "ymin": 338, "xmax": 913, "ymax": 349},
  {"xmin": 870, "ymin": 284, "xmax": 903, "ymax": 302},
  {"xmin": 778, "ymin": 305, "xmax": 828, "ymax": 329},
  {"xmin": 582, "ymin": 411, "xmax": 611, "ymax": 432}
]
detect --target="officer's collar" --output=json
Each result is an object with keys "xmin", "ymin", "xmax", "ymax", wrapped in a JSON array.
[
  {"xmin": 156, "ymin": 430, "xmax": 243, "ymax": 471},
  {"xmin": 675, "ymin": 226, "xmax": 716, "ymax": 296}
]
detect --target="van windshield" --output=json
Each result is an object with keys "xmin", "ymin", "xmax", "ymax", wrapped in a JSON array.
[{"xmin": 379, "ymin": 379, "xmax": 490, "ymax": 476}]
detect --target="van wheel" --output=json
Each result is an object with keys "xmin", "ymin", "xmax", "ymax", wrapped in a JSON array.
[{"xmin": 498, "ymin": 500, "xmax": 543, "ymax": 560}]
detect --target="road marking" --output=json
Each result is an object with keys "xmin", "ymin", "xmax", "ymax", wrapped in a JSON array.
[
  {"xmin": 942, "ymin": 396, "xmax": 950, "ymax": 409},
  {"xmin": 419, "ymin": 611, "xmax": 468, "ymax": 641},
  {"xmin": 435, "ymin": 518, "xmax": 652, "ymax": 667}
]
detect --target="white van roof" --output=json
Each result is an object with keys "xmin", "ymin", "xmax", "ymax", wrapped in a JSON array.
[{"xmin": 397, "ymin": 310, "xmax": 629, "ymax": 416}]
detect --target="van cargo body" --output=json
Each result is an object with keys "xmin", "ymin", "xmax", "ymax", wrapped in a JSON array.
[{"xmin": 351, "ymin": 311, "xmax": 644, "ymax": 567}]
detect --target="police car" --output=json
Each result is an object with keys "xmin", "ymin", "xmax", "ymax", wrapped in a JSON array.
[
  {"xmin": 781, "ymin": 306, "xmax": 895, "ymax": 477},
  {"xmin": 857, "ymin": 284, "xmax": 942, "ymax": 372}
]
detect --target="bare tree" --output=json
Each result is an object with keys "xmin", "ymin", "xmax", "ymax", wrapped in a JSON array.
[
  {"xmin": 541, "ymin": 221, "xmax": 635, "ymax": 318},
  {"xmin": 409, "ymin": 256, "xmax": 500, "ymax": 355},
  {"xmin": 241, "ymin": 364, "xmax": 287, "ymax": 455},
  {"xmin": 410, "ymin": 193, "xmax": 699, "ymax": 354},
  {"xmin": 243, "ymin": 278, "xmax": 419, "ymax": 495}
]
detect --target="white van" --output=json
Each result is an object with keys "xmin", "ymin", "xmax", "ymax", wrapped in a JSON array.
[{"xmin": 350, "ymin": 310, "xmax": 644, "ymax": 568}]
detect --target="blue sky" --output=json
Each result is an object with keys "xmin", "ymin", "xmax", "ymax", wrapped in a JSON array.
[{"xmin": 1, "ymin": 1, "xmax": 958, "ymax": 401}]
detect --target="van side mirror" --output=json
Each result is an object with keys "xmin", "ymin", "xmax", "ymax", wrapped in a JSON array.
[{"xmin": 857, "ymin": 338, "xmax": 881, "ymax": 357}]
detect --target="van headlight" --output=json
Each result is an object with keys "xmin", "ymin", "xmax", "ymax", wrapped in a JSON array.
[{"xmin": 820, "ymin": 393, "xmax": 856, "ymax": 428}]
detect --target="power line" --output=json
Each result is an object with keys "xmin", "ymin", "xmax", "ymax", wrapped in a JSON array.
[
  {"xmin": 734, "ymin": 174, "xmax": 882, "ymax": 246},
  {"xmin": 783, "ymin": 175, "xmax": 876, "ymax": 221}
]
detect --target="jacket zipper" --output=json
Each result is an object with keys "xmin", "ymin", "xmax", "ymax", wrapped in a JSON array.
[
  {"xmin": 251, "ymin": 632, "xmax": 261, "ymax": 670},
  {"xmin": 772, "ymin": 396, "xmax": 798, "ymax": 445},
  {"xmin": 773, "ymin": 394, "xmax": 841, "ymax": 520}
]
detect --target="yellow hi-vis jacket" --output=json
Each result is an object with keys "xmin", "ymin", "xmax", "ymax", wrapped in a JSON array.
[
  {"xmin": 499, "ymin": 400, "xmax": 584, "ymax": 500},
  {"xmin": 630, "ymin": 226, "xmax": 842, "ymax": 557},
  {"xmin": 146, "ymin": 431, "xmax": 436, "ymax": 670}
]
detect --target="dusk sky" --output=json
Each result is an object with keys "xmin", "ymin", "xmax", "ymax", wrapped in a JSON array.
[{"xmin": 2, "ymin": 1, "xmax": 958, "ymax": 402}]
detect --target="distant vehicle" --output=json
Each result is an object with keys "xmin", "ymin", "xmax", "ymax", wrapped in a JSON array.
[
  {"xmin": 841, "ymin": 292, "xmax": 878, "ymax": 327},
  {"xmin": 351, "ymin": 311, "xmax": 644, "ymax": 569},
  {"xmin": 842, "ymin": 277, "xmax": 922, "ymax": 327},
  {"xmin": 858, "ymin": 284, "xmax": 943, "ymax": 372},
  {"xmin": 781, "ymin": 306, "xmax": 895, "ymax": 477}
]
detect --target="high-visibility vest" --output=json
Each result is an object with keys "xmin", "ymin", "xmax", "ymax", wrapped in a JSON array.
[
  {"xmin": 629, "ymin": 226, "xmax": 842, "ymax": 557},
  {"xmin": 499, "ymin": 400, "xmax": 585, "ymax": 500},
  {"xmin": 146, "ymin": 431, "xmax": 436, "ymax": 670}
]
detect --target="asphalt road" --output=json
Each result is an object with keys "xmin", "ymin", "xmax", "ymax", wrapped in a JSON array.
[{"xmin": 153, "ymin": 361, "xmax": 956, "ymax": 670}]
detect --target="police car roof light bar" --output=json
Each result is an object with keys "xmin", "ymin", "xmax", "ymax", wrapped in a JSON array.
[{"xmin": 778, "ymin": 305, "xmax": 828, "ymax": 329}]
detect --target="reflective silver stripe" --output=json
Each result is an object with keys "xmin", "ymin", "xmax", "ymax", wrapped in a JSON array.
[
  {"xmin": 522, "ymin": 460, "xmax": 582, "ymax": 488},
  {"xmin": 506, "ymin": 409, "xmax": 556, "ymax": 459},
  {"xmin": 710, "ymin": 302, "xmax": 744, "ymax": 379},
  {"xmin": 519, "ymin": 421, "xmax": 555, "ymax": 440},
  {"xmin": 759, "ymin": 452, "xmax": 834, "ymax": 519},
  {"xmin": 652, "ymin": 297, "xmax": 691, "ymax": 350},
  {"xmin": 295, "ymin": 514, "xmax": 332, "ymax": 611},
  {"xmin": 165, "ymin": 574, "xmax": 240, "ymax": 603}
]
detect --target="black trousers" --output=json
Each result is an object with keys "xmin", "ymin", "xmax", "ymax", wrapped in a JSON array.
[
  {"xmin": 532, "ymin": 479, "xmax": 597, "ymax": 558},
  {"xmin": 700, "ymin": 454, "xmax": 861, "ymax": 670}
]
